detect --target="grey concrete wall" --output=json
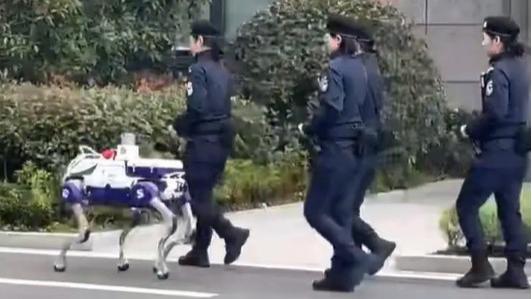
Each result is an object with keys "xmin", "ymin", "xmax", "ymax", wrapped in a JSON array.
[
  {"xmin": 393, "ymin": 0, "xmax": 530, "ymax": 110},
  {"xmin": 215, "ymin": 0, "xmax": 530, "ymax": 111}
]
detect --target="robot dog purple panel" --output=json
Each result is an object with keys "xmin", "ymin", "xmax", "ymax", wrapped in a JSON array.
[
  {"xmin": 54, "ymin": 140, "xmax": 196, "ymax": 280},
  {"xmin": 62, "ymin": 180, "xmax": 161, "ymax": 207}
]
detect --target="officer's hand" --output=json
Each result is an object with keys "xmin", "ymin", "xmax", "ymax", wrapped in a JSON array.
[
  {"xmin": 298, "ymin": 123, "xmax": 305, "ymax": 135},
  {"xmin": 168, "ymin": 124, "xmax": 177, "ymax": 137},
  {"xmin": 460, "ymin": 125, "xmax": 468, "ymax": 138}
]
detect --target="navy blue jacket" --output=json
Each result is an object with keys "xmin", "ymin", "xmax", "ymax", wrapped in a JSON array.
[
  {"xmin": 466, "ymin": 53, "xmax": 530, "ymax": 168},
  {"xmin": 304, "ymin": 53, "xmax": 366, "ymax": 140},
  {"xmin": 358, "ymin": 52, "xmax": 384, "ymax": 132},
  {"xmin": 174, "ymin": 51, "xmax": 233, "ymax": 137}
]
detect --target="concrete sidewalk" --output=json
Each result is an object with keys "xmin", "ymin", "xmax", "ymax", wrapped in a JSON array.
[{"xmin": 88, "ymin": 179, "xmax": 464, "ymax": 272}]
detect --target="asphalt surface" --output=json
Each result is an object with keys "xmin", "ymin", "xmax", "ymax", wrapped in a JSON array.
[{"xmin": 0, "ymin": 252, "xmax": 529, "ymax": 299}]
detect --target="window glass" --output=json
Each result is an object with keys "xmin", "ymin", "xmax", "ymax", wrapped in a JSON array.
[{"xmin": 224, "ymin": 0, "xmax": 273, "ymax": 39}]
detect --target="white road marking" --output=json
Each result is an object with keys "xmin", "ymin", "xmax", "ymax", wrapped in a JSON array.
[
  {"xmin": 2, "ymin": 247, "xmax": 532, "ymax": 288},
  {"xmin": 229, "ymin": 262, "xmax": 462, "ymax": 281},
  {"xmin": 0, "ymin": 247, "xmax": 478, "ymax": 282},
  {"xmin": 0, "ymin": 277, "xmax": 217, "ymax": 298}
]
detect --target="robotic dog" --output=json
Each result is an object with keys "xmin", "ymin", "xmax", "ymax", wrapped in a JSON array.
[{"xmin": 54, "ymin": 136, "xmax": 195, "ymax": 279}]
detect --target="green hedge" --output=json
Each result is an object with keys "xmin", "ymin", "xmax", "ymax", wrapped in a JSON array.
[
  {"xmin": 439, "ymin": 184, "xmax": 531, "ymax": 249},
  {"xmin": 0, "ymin": 162, "xmax": 59, "ymax": 231},
  {"xmin": 0, "ymin": 83, "xmax": 275, "ymax": 180},
  {"xmin": 0, "ymin": 83, "xmax": 181, "ymax": 177},
  {"xmin": 215, "ymin": 151, "xmax": 308, "ymax": 209}
]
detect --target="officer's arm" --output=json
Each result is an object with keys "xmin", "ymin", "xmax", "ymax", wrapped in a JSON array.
[
  {"xmin": 187, "ymin": 64, "xmax": 208, "ymax": 116},
  {"xmin": 304, "ymin": 67, "xmax": 344, "ymax": 135},
  {"xmin": 173, "ymin": 65, "xmax": 208, "ymax": 136},
  {"xmin": 466, "ymin": 69, "xmax": 509, "ymax": 138}
]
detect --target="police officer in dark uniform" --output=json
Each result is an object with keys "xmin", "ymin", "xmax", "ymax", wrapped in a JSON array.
[
  {"xmin": 173, "ymin": 20, "xmax": 250, "ymax": 268},
  {"xmin": 456, "ymin": 16, "xmax": 530, "ymax": 289},
  {"xmin": 300, "ymin": 14, "xmax": 376, "ymax": 292},
  {"xmin": 348, "ymin": 21, "xmax": 396, "ymax": 276}
]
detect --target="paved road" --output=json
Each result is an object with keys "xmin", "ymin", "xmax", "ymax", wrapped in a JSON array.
[{"xmin": 0, "ymin": 252, "xmax": 529, "ymax": 299}]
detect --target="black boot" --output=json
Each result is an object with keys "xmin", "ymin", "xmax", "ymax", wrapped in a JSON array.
[
  {"xmin": 224, "ymin": 227, "xmax": 250, "ymax": 265},
  {"xmin": 456, "ymin": 252, "xmax": 495, "ymax": 287},
  {"xmin": 491, "ymin": 253, "xmax": 530, "ymax": 289},
  {"xmin": 178, "ymin": 249, "xmax": 210, "ymax": 268},
  {"xmin": 352, "ymin": 218, "xmax": 396, "ymax": 275},
  {"xmin": 366, "ymin": 237, "xmax": 396, "ymax": 275},
  {"xmin": 314, "ymin": 258, "xmax": 370, "ymax": 293},
  {"xmin": 312, "ymin": 277, "xmax": 354, "ymax": 292}
]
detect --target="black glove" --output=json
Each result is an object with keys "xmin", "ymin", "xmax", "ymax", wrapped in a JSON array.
[
  {"xmin": 354, "ymin": 127, "xmax": 378, "ymax": 156},
  {"xmin": 173, "ymin": 114, "xmax": 191, "ymax": 137},
  {"xmin": 515, "ymin": 126, "xmax": 531, "ymax": 155}
]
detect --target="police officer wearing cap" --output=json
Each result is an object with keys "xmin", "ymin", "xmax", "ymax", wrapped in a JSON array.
[
  {"xmin": 173, "ymin": 20, "xmax": 250, "ymax": 268},
  {"xmin": 300, "ymin": 14, "xmax": 377, "ymax": 292},
  {"xmin": 348, "ymin": 21, "xmax": 396, "ymax": 276},
  {"xmin": 456, "ymin": 16, "xmax": 530, "ymax": 289}
]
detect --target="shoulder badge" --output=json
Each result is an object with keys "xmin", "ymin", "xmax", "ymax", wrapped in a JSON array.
[{"xmin": 486, "ymin": 80, "xmax": 493, "ymax": 97}]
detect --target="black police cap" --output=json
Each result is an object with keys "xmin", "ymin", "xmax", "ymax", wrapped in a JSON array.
[
  {"xmin": 352, "ymin": 19, "xmax": 375, "ymax": 43},
  {"xmin": 327, "ymin": 14, "xmax": 372, "ymax": 41},
  {"xmin": 191, "ymin": 20, "xmax": 220, "ymax": 37},
  {"xmin": 483, "ymin": 16, "xmax": 520, "ymax": 38}
]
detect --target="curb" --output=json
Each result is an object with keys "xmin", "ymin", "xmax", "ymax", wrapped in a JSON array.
[
  {"xmin": 229, "ymin": 261, "xmax": 463, "ymax": 285},
  {"xmin": 395, "ymin": 254, "xmax": 532, "ymax": 276},
  {"xmin": 0, "ymin": 231, "xmax": 96, "ymax": 251}
]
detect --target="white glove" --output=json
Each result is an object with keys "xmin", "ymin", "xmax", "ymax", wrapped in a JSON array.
[
  {"xmin": 167, "ymin": 124, "xmax": 177, "ymax": 136},
  {"xmin": 298, "ymin": 123, "xmax": 305, "ymax": 135},
  {"xmin": 460, "ymin": 125, "xmax": 468, "ymax": 138}
]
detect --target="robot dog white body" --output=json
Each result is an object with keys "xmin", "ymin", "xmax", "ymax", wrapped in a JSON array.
[{"xmin": 55, "ymin": 141, "xmax": 195, "ymax": 279}]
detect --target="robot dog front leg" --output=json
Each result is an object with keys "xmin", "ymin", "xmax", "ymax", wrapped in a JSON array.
[{"xmin": 54, "ymin": 202, "xmax": 90, "ymax": 272}]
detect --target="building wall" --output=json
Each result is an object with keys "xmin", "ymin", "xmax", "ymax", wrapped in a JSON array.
[
  {"xmin": 210, "ymin": 0, "xmax": 530, "ymax": 111},
  {"xmin": 394, "ymin": 0, "xmax": 530, "ymax": 110}
]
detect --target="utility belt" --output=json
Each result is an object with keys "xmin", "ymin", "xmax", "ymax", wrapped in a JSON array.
[
  {"xmin": 190, "ymin": 116, "xmax": 232, "ymax": 136},
  {"xmin": 318, "ymin": 122, "xmax": 361, "ymax": 139},
  {"xmin": 318, "ymin": 123, "xmax": 379, "ymax": 157},
  {"xmin": 479, "ymin": 124, "xmax": 530, "ymax": 155}
]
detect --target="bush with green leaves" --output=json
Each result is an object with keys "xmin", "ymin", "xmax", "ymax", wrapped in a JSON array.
[
  {"xmin": 417, "ymin": 108, "xmax": 476, "ymax": 179},
  {"xmin": 215, "ymin": 151, "xmax": 308, "ymax": 209},
  {"xmin": 0, "ymin": 0, "xmax": 207, "ymax": 84},
  {"xmin": 439, "ymin": 184, "xmax": 531, "ymax": 249},
  {"xmin": 0, "ymin": 162, "xmax": 59, "ymax": 230},
  {"xmin": 233, "ymin": 0, "xmax": 447, "ymax": 170},
  {"xmin": 0, "ymin": 83, "xmax": 182, "ymax": 177},
  {"xmin": 0, "ymin": 82, "xmax": 278, "ymax": 179}
]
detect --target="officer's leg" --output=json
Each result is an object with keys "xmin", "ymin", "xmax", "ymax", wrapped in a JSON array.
[
  {"xmin": 180, "ymin": 160, "xmax": 249, "ymax": 266},
  {"xmin": 304, "ymin": 153, "xmax": 365, "ymax": 266},
  {"xmin": 491, "ymin": 168, "xmax": 530, "ymax": 289},
  {"xmin": 207, "ymin": 160, "xmax": 250, "ymax": 265},
  {"xmin": 307, "ymin": 148, "xmax": 369, "ymax": 292},
  {"xmin": 350, "ymin": 156, "xmax": 395, "ymax": 275},
  {"xmin": 325, "ymin": 189, "xmax": 372, "ymax": 292},
  {"xmin": 178, "ymin": 160, "xmax": 213, "ymax": 267},
  {"xmin": 455, "ymin": 167, "xmax": 496, "ymax": 287}
]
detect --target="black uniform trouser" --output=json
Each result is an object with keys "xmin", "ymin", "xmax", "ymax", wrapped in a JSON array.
[
  {"xmin": 184, "ymin": 135, "xmax": 234, "ymax": 251},
  {"xmin": 304, "ymin": 141, "xmax": 369, "ymax": 285},
  {"xmin": 456, "ymin": 162, "xmax": 527, "ymax": 256},
  {"xmin": 350, "ymin": 154, "xmax": 379, "ymax": 248}
]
